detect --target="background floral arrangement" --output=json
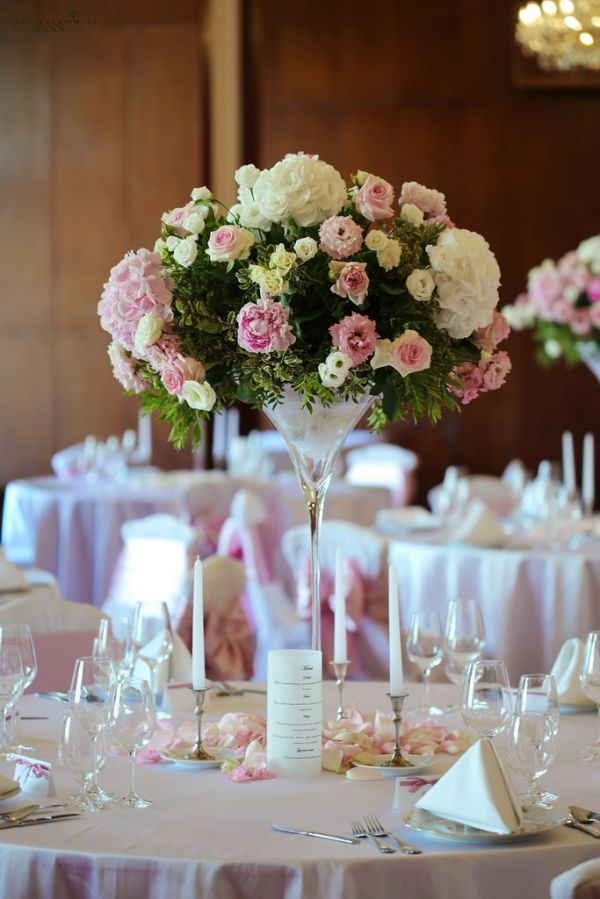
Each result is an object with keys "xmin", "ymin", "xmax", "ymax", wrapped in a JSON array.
[
  {"xmin": 503, "ymin": 235, "xmax": 600, "ymax": 365},
  {"xmin": 98, "ymin": 152, "xmax": 511, "ymax": 447}
]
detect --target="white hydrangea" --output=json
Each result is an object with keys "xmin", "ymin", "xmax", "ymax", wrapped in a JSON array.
[
  {"xmin": 578, "ymin": 235, "xmax": 600, "ymax": 273},
  {"xmin": 238, "ymin": 200, "xmax": 272, "ymax": 231},
  {"xmin": 252, "ymin": 153, "xmax": 347, "ymax": 227},
  {"xmin": 427, "ymin": 228, "xmax": 501, "ymax": 339}
]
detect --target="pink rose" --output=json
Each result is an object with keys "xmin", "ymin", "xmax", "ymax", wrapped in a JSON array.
[
  {"xmin": 319, "ymin": 216, "xmax": 363, "ymax": 259},
  {"xmin": 587, "ymin": 277, "xmax": 600, "ymax": 303},
  {"xmin": 237, "ymin": 293, "xmax": 296, "ymax": 353},
  {"xmin": 529, "ymin": 269, "xmax": 563, "ymax": 318},
  {"xmin": 160, "ymin": 351, "xmax": 190, "ymax": 397},
  {"xmin": 331, "ymin": 262, "xmax": 370, "ymax": 306},
  {"xmin": 162, "ymin": 201, "xmax": 195, "ymax": 235},
  {"xmin": 206, "ymin": 225, "xmax": 254, "ymax": 262},
  {"xmin": 398, "ymin": 182, "xmax": 447, "ymax": 218},
  {"xmin": 571, "ymin": 309, "xmax": 592, "ymax": 336},
  {"xmin": 474, "ymin": 311, "xmax": 511, "ymax": 352},
  {"xmin": 355, "ymin": 177, "xmax": 394, "ymax": 222},
  {"xmin": 449, "ymin": 362, "xmax": 484, "ymax": 405},
  {"xmin": 371, "ymin": 330, "xmax": 432, "ymax": 377},
  {"xmin": 329, "ymin": 313, "xmax": 378, "ymax": 366},
  {"xmin": 481, "ymin": 351, "xmax": 511, "ymax": 391}
]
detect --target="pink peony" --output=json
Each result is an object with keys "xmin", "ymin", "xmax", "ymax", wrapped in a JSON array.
[
  {"xmin": 355, "ymin": 177, "xmax": 394, "ymax": 222},
  {"xmin": 329, "ymin": 313, "xmax": 378, "ymax": 365},
  {"xmin": 481, "ymin": 351, "xmax": 512, "ymax": 391},
  {"xmin": 98, "ymin": 249, "xmax": 174, "ymax": 353},
  {"xmin": 319, "ymin": 216, "xmax": 363, "ymax": 259},
  {"xmin": 237, "ymin": 292, "xmax": 296, "ymax": 353},
  {"xmin": 206, "ymin": 225, "xmax": 254, "ymax": 262},
  {"xmin": 474, "ymin": 310, "xmax": 510, "ymax": 352},
  {"xmin": 449, "ymin": 362, "xmax": 484, "ymax": 405},
  {"xmin": 587, "ymin": 277, "xmax": 600, "ymax": 303},
  {"xmin": 162, "ymin": 201, "xmax": 195, "ymax": 235},
  {"xmin": 398, "ymin": 181, "xmax": 447, "ymax": 218},
  {"xmin": 570, "ymin": 309, "xmax": 592, "ymax": 336},
  {"xmin": 331, "ymin": 262, "xmax": 370, "ymax": 306}
]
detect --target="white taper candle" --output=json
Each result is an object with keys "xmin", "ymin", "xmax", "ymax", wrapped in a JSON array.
[
  {"xmin": 192, "ymin": 556, "xmax": 206, "ymax": 690},
  {"xmin": 333, "ymin": 546, "xmax": 347, "ymax": 664},
  {"xmin": 583, "ymin": 432, "xmax": 595, "ymax": 513},
  {"xmin": 388, "ymin": 564, "xmax": 403, "ymax": 695},
  {"xmin": 561, "ymin": 431, "xmax": 576, "ymax": 497}
]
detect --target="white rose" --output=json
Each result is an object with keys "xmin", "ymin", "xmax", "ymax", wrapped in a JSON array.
[
  {"xmin": 173, "ymin": 235, "xmax": 198, "ymax": 268},
  {"xmin": 226, "ymin": 203, "xmax": 244, "ymax": 223},
  {"xmin": 182, "ymin": 379, "xmax": 217, "ymax": 411},
  {"xmin": 545, "ymin": 339, "xmax": 562, "ymax": 359},
  {"xmin": 502, "ymin": 302, "xmax": 536, "ymax": 330},
  {"xmin": 293, "ymin": 237, "xmax": 318, "ymax": 262},
  {"xmin": 377, "ymin": 239, "xmax": 402, "ymax": 271},
  {"xmin": 406, "ymin": 269, "xmax": 435, "ymax": 301},
  {"xmin": 578, "ymin": 235, "xmax": 600, "ymax": 273},
  {"xmin": 166, "ymin": 235, "xmax": 180, "ymax": 252},
  {"xmin": 427, "ymin": 228, "xmax": 501, "ymax": 339},
  {"xmin": 238, "ymin": 201, "xmax": 272, "ymax": 231},
  {"xmin": 318, "ymin": 362, "xmax": 348, "ymax": 388},
  {"xmin": 260, "ymin": 269, "xmax": 288, "ymax": 296},
  {"xmin": 269, "ymin": 244, "xmax": 296, "ymax": 274},
  {"xmin": 400, "ymin": 203, "xmax": 425, "ymax": 226},
  {"xmin": 191, "ymin": 186, "xmax": 213, "ymax": 201},
  {"xmin": 153, "ymin": 238, "xmax": 167, "ymax": 254},
  {"xmin": 134, "ymin": 312, "xmax": 163, "ymax": 355},
  {"xmin": 365, "ymin": 230, "xmax": 388, "ymax": 252},
  {"xmin": 183, "ymin": 212, "xmax": 206, "ymax": 235},
  {"xmin": 325, "ymin": 350, "xmax": 352, "ymax": 373},
  {"xmin": 253, "ymin": 153, "xmax": 347, "ymax": 227},
  {"xmin": 234, "ymin": 163, "xmax": 261, "ymax": 188}
]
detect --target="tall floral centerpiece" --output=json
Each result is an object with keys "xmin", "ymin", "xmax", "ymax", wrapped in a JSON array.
[
  {"xmin": 503, "ymin": 235, "xmax": 600, "ymax": 380},
  {"xmin": 98, "ymin": 152, "xmax": 510, "ymax": 651}
]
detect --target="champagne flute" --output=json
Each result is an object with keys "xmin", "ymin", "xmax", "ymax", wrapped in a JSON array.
[
  {"xmin": 460, "ymin": 659, "xmax": 512, "ymax": 739},
  {"xmin": 580, "ymin": 631, "xmax": 600, "ymax": 762},
  {"xmin": 406, "ymin": 610, "xmax": 443, "ymax": 715},
  {"xmin": 0, "ymin": 624, "xmax": 37, "ymax": 752},
  {"xmin": 443, "ymin": 598, "xmax": 485, "ymax": 708},
  {"xmin": 110, "ymin": 677, "xmax": 155, "ymax": 808},
  {"xmin": 507, "ymin": 713, "xmax": 556, "ymax": 810},
  {"xmin": 68, "ymin": 657, "xmax": 115, "ymax": 809},
  {"xmin": 132, "ymin": 602, "xmax": 173, "ymax": 715}
]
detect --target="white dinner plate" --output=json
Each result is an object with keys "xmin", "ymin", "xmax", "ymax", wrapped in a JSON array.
[
  {"xmin": 160, "ymin": 751, "xmax": 222, "ymax": 769},
  {"xmin": 402, "ymin": 806, "xmax": 565, "ymax": 843},
  {"xmin": 351, "ymin": 754, "xmax": 435, "ymax": 778},
  {"xmin": 0, "ymin": 781, "xmax": 21, "ymax": 801}
]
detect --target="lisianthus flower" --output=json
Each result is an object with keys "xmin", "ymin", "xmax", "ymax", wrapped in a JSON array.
[
  {"xmin": 319, "ymin": 215, "xmax": 363, "ymax": 260},
  {"xmin": 329, "ymin": 313, "xmax": 378, "ymax": 365}
]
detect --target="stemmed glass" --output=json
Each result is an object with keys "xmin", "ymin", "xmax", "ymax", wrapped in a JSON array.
[
  {"xmin": 0, "ymin": 646, "xmax": 24, "ymax": 759},
  {"xmin": 443, "ymin": 598, "xmax": 485, "ymax": 706},
  {"xmin": 0, "ymin": 624, "xmax": 37, "ymax": 753},
  {"xmin": 513, "ymin": 674, "xmax": 560, "ymax": 805},
  {"xmin": 132, "ymin": 602, "xmax": 173, "ymax": 715},
  {"xmin": 406, "ymin": 611, "xmax": 443, "ymax": 715},
  {"xmin": 580, "ymin": 631, "xmax": 600, "ymax": 762},
  {"xmin": 460, "ymin": 659, "xmax": 512, "ymax": 739},
  {"xmin": 507, "ymin": 713, "xmax": 556, "ymax": 810},
  {"xmin": 68, "ymin": 657, "xmax": 115, "ymax": 810},
  {"xmin": 58, "ymin": 712, "xmax": 109, "ymax": 812},
  {"xmin": 110, "ymin": 677, "xmax": 155, "ymax": 808}
]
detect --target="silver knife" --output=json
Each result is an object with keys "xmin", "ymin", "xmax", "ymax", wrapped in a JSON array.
[
  {"xmin": 0, "ymin": 813, "xmax": 80, "ymax": 830},
  {"xmin": 272, "ymin": 824, "xmax": 359, "ymax": 844}
]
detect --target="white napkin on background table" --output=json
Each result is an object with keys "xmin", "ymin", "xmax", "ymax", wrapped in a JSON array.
[
  {"xmin": 0, "ymin": 550, "xmax": 28, "ymax": 593},
  {"xmin": 550, "ymin": 638, "xmax": 591, "ymax": 706},
  {"xmin": 416, "ymin": 737, "xmax": 523, "ymax": 834},
  {"xmin": 452, "ymin": 499, "xmax": 506, "ymax": 548},
  {"xmin": 134, "ymin": 630, "xmax": 192, "ymax": 693}
]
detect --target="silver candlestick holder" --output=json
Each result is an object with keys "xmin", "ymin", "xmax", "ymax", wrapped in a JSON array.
[
  {"xmin": 330, "ymin": 660, "xmax": 350, "ymax": 721},
  {"xmin": 381, "ymin": 692, "xmax": 412, "ymax": 768},
  {"xmin": 162, "ymin": 688, "xmax": 215, "ymax": 762}
]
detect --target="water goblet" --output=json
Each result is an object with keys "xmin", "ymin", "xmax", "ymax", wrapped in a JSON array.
[
  {"xmin": 0, "ymin": 624, "xmax": 37, "ymax": 752},
  {"xmin": 406, "ymin": 610, "xmax": 443, "ymax": 715},
  {"xmin": 460, "ymin": 659, "xmax": 512, "ymax": 739},
  {"xmin": 515, "ymin": 674, "xmax": 560, "ymax": 804},
  {"xmin": 580, "ymin": 631, "xmax": 600, "ymax": 762},
  {"xmin": 110, "ymin": 677, "xmax": 155, "ymax": 808},
  {"xmin": 132, "ymin": 602, "xmax": 173, "ymax": 715},
  {"xmin": 68, "ymin": 657, "xmax": 115, "ymax": 808},
  {"xmin": 507, "ymin": 713, "xmax": 556, "ymax": 810},
  {"xmin": 58, "ymin": 712, "xmax": 107, "ymax": 812},
  {"xmin": 0, "ymin": 645, "xmax": 24, "ymax": 759},
  {"xmin": 443, "ymin": 598, "xmax": 485, "ymax": 707}
]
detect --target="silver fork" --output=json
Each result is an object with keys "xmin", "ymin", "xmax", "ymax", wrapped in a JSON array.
[
  {"xmin": 350, "ymin": 819, "xmax": 395, "ymax": 854},
  {"xmin": 364, "ymin": 815, "xmax": 422, "ymax": 855}
]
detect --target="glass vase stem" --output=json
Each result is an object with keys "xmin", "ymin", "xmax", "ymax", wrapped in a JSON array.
[{"xmin": 305, "ymin": 482, "xmax": 326, "ymax": 652}]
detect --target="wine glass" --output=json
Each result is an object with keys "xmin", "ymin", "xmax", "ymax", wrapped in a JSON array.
[
  {"xmin": 58, "ymin": 712, "xmax": 108, "ymax": 812},
  {"xmin": 514, "ymin": 674, "xmax": 560, "ymax": 804},
  {"xmin": 406, "ymin": 610, "xmax": 443, "ymax": 715},
  {"xmin": 0, "ymin": 624, "xmax": 37, "ymax": 752},
  {"xmin": 132, "ymin": 602, "xmax": 174, "ymax": 715},
  {"xmin": 68, "ymin": 657, "xmax": 115, "ymax": 808},
  {"xmin": 110, "ymin": 677, "xmax": 155, "ymax": 808},
  {"xmin": 443, "ymin": 598, "xmax": 485, "ymax": 707},
  {"xmin": 460, "ymin": 659, "xmax": 512, "ymax": 739},
  {"xmin": 507, "ymin": 713, "xmax": 556, "ymax": 810},
  {"xmin": 0, "ymin": 645, "xmax": 24, "ymax": 759},
  {"xmin": 580, "ymin": 630, "xmax": 600, "ymax": 762}
]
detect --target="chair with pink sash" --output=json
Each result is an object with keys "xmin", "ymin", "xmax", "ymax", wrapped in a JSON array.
[{"xmin": 281, "ymin": 520, "xmax": 390, "ymax": 679}]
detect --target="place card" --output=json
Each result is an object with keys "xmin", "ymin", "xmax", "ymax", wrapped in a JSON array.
[
  {"xmin": 266, "ymin": 649, "xmax": 322, "ymax": 777},
  {"xmin": 13, "ymin": 755, "xmax": 56, "ymax": 797}
]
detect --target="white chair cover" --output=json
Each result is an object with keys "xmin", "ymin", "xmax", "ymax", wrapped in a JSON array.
[
  {"xmin": 345, "ymin": 443, "xmax": 419, "ymax": 506},
  {"xmin": 551, "ymin": 860, "xmax": 600, "ymax": 899}
]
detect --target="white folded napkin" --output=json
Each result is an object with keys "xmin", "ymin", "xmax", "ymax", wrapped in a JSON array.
[
  {"xmin": 452, "ymin": 499, "xmax": 506, "ymax": 548},
  {"xmin": 376, "ymin": 506, "xmax": 437, "ymax": 533},
  {"xmin": 416, "ymin": 737, "xmax": 523, "ymax": 834},
  {"xmin": 0, "ymin": 551, "xmax": 28, "ymax": 594},
  {"xmin": 134, "ymin": 630, "xmax": 192, "ymax": 693},
  {"xmin": 550, "ymin": 638, "xmax": 591, "ymax": 706}
]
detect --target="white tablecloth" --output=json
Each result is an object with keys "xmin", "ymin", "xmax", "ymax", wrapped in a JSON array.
[
  {"xmin": 0, "ymin": 683, "xmax": 598, "ymax": 899},
  {"xmin": 388, "ymin": 536, "xmax": 600, "ymax": 680}
]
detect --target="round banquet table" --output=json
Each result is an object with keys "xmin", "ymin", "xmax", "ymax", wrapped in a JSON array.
[
  {"xmin": 388, "ymin": 532, "xmax": 600, "ymax": 680},
  {"xmin": 0, "ymin": 682, "xmax": 598, "ymax": 899},
  {"xmin": 1, "ymin": 473, "xmax": 391, "ymax": 607}
]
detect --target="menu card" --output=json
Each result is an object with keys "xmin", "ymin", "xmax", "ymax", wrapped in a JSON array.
[{"xmin": 266, "ymin": 649, "xmax": 322, "ymax": 776}]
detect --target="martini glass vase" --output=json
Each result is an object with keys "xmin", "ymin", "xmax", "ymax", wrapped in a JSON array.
[{"xmin": 263, "ymin": 386, "xmax": 375, "ymax": 651}]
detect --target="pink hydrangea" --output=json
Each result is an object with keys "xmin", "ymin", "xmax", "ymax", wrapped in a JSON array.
[
  {"xmin": 162, "ymin": 201, "xmax": 195, "ymax": 235},
  {"xmin": 474, "ymin": 310, "xmax": 510, "ymax": 352},
  {"xmin": 529, "ymin": 268, "xmax": 563, "ymax": 319},
  {"xmin": 330, "ymin": 262, "xmax": 370, "ymax": 305},
  {"xmin": 107, "ymin": 341, "xmax": 148, "ymax": 393},
  {"xmin": 398, "ymin": 181, "xmax": 447, "ymax": 219},
  {"xmin": 354, "ymin": 177, "xmax": 394, "ymax": 222},
  {"xmin": 237, "ymin": 292, "xmax": 296, "ymax": 353},
  {"xmin": 319, "ymin": 216, "xmax": 364, "ymax": 259},
  {"xmin": 329, "ymin": 313, "xmax": 378, "ymax": 365},
  {"xmin": 449, "ymin": 362, "xmax": 484, "ymax": 405},
  {"xmin": 98, "ymin": 249, "xmax": 174, "ymax": 353},
  {"xmin": 481, "ymin": 351, "xmax": 511, "ymax": 391}
]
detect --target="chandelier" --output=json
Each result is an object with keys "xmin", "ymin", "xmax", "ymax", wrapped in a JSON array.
[{"xmin": 516, "ymin": 0, "xmax": 600, "ymax": 70}]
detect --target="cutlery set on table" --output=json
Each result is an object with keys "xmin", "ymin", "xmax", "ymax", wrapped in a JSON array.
[{"xmin": 273, "ymin": 816, "xmax": 422, "ymax": 855}]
